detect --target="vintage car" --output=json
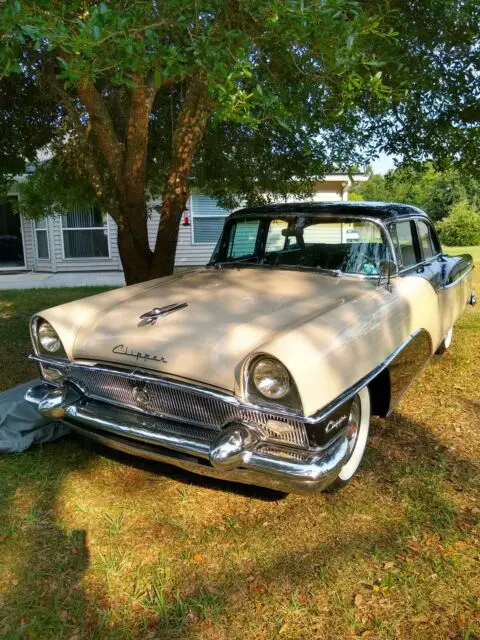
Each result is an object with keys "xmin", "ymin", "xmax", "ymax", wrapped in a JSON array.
[{"xmin": 25, "ymin": 202, "xmax": 476, "ymax": 493}]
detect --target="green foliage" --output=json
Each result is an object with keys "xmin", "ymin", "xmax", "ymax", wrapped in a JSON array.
[
  {"xmin": 0, "ymin": 0, "xmax": 406, "ymax": 213},
  {"xmin": 351, "ymin": 163, "xmax": 480, "ymax": 220},
  {"xmin": 17, "ymin": 161, "xmax": 100, "ymax": 220},
  {"xmin": 437, "ymin": 201, "xmax": 480, "ymax": 246},
  {"xmin": 0, "ymin": 0, "xmax": 479, "ymax": 278}
]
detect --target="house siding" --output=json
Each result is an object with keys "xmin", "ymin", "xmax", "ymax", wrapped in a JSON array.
[
  {"xmin": 180, "ymin": 193, "xmax": 230, "ymax": 266},
  {"xmin": 20, "ymin": 217, "xmax": 41, "ymax": 271},
  {"xmin": 18, "ymin": 180, "xmax": 355, "ymax": 272},
  {"xmin": 146, "ymin": 195, "xmax": 223, "ymax": 267}
]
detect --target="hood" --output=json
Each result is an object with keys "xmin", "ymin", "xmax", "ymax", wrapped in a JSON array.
[{"xmin": 42, "ymin": 268, "xmax": 374, "ymax": 392}]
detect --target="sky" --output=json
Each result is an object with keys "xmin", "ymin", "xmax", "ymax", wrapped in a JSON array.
[{"xmin": 370, "ymin": 152, "xmax": 398, "ymax": 175}]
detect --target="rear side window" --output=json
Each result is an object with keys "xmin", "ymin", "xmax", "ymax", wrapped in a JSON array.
[
  {"xmin": 417, "ymin": 220, "xmax": 435, "ymax": 260},
  {"xmin": 390, "ymin": 221, "xmax": 418, "ymax": 268}
]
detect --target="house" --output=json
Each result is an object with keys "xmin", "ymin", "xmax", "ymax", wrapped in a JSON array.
[{"xmin": 0, "ymin": 174, "xmax": 366, "ymax": 272}]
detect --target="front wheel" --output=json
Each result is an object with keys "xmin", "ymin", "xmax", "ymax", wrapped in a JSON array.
[{"xmin": 326, "ymin": 387, "xmax": 371, "ymax": 491}]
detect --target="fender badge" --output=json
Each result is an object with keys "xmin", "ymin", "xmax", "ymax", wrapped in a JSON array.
[{"xmin": 325, "ymin": 415, "xmax": 347, "ymax": 434}]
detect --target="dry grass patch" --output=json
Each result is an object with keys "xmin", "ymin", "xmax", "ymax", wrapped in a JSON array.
[{"xmin": 0, "ymin": 277, "xmax": 479, "ymax": 639}]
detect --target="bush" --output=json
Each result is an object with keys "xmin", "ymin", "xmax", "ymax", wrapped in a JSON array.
[{"xmin": 437, "ymin": 201, "xmax": 480, "ymax": 246}]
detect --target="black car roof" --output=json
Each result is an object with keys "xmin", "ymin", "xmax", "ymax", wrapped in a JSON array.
[{"xmin": 230, "ymin": 201, "xmax": 429, "ymax": 222}]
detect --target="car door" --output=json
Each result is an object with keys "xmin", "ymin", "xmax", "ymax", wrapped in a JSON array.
[
  {"xmin": 389, "ymin": 218, "xmax": 443, "ymax": 349},
  {"xmin": 414, "ymin": 219, "xmax": 473, "ymax": 337}
]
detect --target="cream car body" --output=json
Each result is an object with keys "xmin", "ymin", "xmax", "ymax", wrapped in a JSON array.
[{"xmin": 26, "ymin": 202, "xmax": 476, "ymax": 493}]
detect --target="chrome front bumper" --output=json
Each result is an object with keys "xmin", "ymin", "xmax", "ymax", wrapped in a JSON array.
[{"xmin": 25, "ymin": 382, "xmax": 349, "ymax": 493}]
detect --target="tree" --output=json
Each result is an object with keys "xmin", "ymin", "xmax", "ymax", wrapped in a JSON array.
[
  {"xmin": 351, "ymin": 163, "xmax": 480, "ymax": 219},
  {"xmin": 437, "ymin": 201, "xmax": 480, "ymax": 246},
  {"xmin": 0, "ymin": 1, "xmax": 478, "ymax": 283}
]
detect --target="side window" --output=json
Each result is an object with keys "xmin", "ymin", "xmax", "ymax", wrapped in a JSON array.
[
  {"xmin": 265, "ymin": 219, "xmax": 288, "ymax": 252},
  {"xmin": 424, "ymin": 220, "xmax": 441, "ymax": 254},
  {"xmin": 390, "ymin": 221, "xmax": 418, "ymax": 268},
  {"xmin": 227, "ymin": 219, "xmax": 260, "ymax": 259},
  {"xmin": 417, "ymin": 220, "xmax": 434, "ymax": 260}
]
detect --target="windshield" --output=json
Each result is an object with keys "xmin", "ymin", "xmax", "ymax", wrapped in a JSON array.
[{"xmin": 210, "ymin": 215, "xmax": 393, "ymax": 276}]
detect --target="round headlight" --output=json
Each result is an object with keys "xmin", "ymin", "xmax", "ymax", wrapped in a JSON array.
[
  {"xmin": 252, "ymin": 358, "xmax": 290, "ymax": 399},
  {"xmin": 38, "ymin": 321, "xmax": 62, "ymax": 353}
]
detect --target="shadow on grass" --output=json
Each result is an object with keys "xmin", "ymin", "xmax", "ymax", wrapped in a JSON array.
[
  {"xmin": 1, "ymin": 411, "xmax": 479, "ymax": 639},
  {"xmin": 74, "ymin": 434, "xmax": 287, "ymax": 502},
  {"xmin": 0, "ymin": 441, "xmax": 93, "ymax": 638}
]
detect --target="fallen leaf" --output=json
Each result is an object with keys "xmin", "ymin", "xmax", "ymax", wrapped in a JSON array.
[
  {"xmin": 412, "ymin": 614, "xmax": 429, "ymax": 623},
  {"xmin": 383, "ymin": 561, "xmax": 395, "ymax": 570},
  {"xmin": 354, "ymin": 593, "xmax": 364, "ymax": 607}
]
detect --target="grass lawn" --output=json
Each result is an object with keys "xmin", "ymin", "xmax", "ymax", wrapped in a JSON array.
[
  {"xmin": 444, "ymin": 245, "xmax": 480, "ymax": 263},
  {"xmin": 0, "ymin": 278, "xmax": 479, "ymax": 640}
]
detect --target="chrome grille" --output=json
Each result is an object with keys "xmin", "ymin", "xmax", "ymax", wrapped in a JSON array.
[
  {"xmin": 65, "ymin": 365, "xmax": 308, "ymax": 448},
  {"xmin": 100, "ymin": 405, "xmax": 217, "ymax": 443}
]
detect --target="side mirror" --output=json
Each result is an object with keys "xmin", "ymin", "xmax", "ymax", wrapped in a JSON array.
[{"xmin": 378, "ymin": 260, "xmax": 397, "ymax": 292}]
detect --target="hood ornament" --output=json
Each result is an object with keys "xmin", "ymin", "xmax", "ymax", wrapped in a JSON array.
[{"xmin": 140, "ymin": 302, "xmax": 188, "ymax": 322}]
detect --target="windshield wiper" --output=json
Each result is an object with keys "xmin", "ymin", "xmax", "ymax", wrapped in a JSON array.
[
  {"xmin": 209, "ymin": 259, "xmax": 266, "ymax": 269},
  {"xmin": 277, "ymin": 264, "xmax": 343, "ymax": 277},
  {"xmin": 208, "ymin": 261, "xmax": 341, "ymax": 276}
]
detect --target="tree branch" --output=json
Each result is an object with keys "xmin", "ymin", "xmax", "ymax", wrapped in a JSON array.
[
  {"xmin": 124, "ymin": 76, "xmax": 157, "ymax": 195},
  {"xmin": 75, "ymin": 79, "xmax": 125, "ymax": 192}
]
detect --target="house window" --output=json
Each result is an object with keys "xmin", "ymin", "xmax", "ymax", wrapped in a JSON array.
[
  {"xmin": 192, "ymin": 216, "xmax": 228, "ymax": 244},
  {"xmin": 61, "ymin": 208, "xmax": 110, "ymax": 259},
  {"xmin": 191, "ymin": 195, "xmax": 230, "ymax": 244},
  {"xmin": 34, "ymin": 218, "xmax": 49, "ymax": 260}
]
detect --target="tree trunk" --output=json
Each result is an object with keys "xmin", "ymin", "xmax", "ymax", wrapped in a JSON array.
[
  {"xmin": 75, "ymin": 76, "xmax": 209, "ymax": 283},
  {"xmin": 151, "ymin": 188, "xmax": 187, "ymax": 276},
  {"xmin": 117, "ymin": 214, "xmax": 152, "ymax": 285},
  {"xmin": 115, "ymin": 192, "xmax": 153, "ymax": 285},
  {"xmin": 150, "ymin": 80, "xmax": 211, "ymax": 278}
]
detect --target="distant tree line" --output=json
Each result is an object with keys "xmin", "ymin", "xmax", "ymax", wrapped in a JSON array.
[{"xmin": 350, "ymin": 163, "xmax": 480, "ymax": 246}]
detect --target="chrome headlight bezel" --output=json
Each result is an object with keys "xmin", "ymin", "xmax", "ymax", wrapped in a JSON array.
[
  {"xmin": 243, "ymin": 354, "xmax": 303, "ymax": 413},
  {"xmin": 31, "ymin": 316, "xmax": 67, "ymax": 358}
]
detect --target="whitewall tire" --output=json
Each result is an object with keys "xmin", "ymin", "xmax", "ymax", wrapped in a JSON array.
[{"xmin": 327, "ymin": 386, "xmax": 371, "ymax": 491}]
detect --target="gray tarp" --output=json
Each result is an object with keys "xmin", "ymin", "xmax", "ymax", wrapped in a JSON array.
[{"xmin": 0, "ymin": 380, "xmax": 70, "ymax": 453}]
